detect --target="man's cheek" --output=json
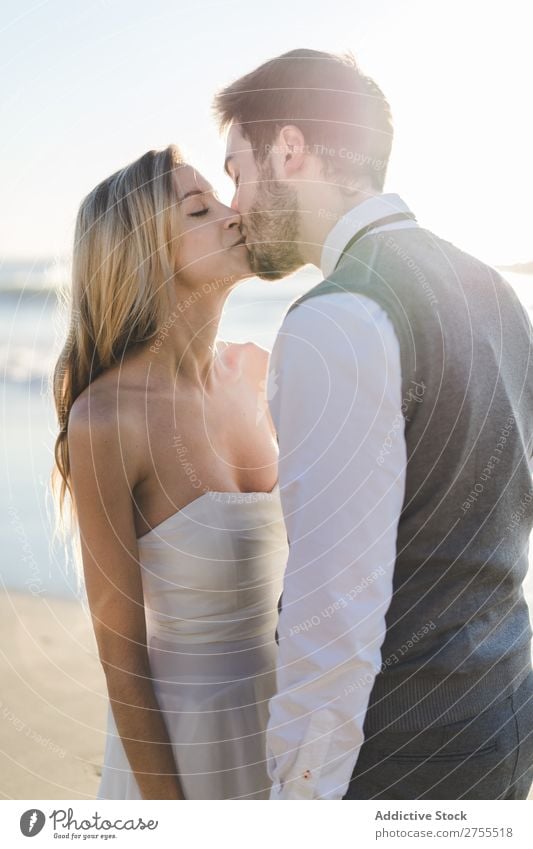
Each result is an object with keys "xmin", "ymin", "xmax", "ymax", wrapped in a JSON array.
[{"xmin": 239, "ymin": 183, "xmax": 258, "ymax": 215}]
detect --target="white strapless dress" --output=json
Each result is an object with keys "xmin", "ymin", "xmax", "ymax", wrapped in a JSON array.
[{"xmin": 96, "ymin": 482, "xmax": 287, "ymax": 800}]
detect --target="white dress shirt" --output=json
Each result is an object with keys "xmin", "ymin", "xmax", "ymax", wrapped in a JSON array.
[{"xmin": 265, "ymin": 194, "xmax": 417, "ymax": 800}]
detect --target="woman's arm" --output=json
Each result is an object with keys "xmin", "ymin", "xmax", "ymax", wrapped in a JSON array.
[{"xmin": 68, "ymin": 396, "xmax": 185, "ymax": 800}]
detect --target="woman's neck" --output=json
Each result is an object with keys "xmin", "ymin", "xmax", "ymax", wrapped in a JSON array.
[{"xmin": 144, "ymin": 287, "xmax": 228, "ymax": 389}]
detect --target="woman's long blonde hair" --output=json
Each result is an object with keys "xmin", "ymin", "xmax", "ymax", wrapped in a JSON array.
[{"xmin": 51, "ymin": 144, "xmax": 185, "ymax": 529}]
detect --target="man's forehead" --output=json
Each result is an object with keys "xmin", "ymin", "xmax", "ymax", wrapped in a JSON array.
[{"xmin": 225, "ymin": 123, "xmax": 252, "ymax": 157}]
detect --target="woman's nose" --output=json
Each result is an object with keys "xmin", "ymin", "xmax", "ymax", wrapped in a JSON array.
[{"xmin": 223, "ymin": 208, "xmax": 242, "ymax": 230}]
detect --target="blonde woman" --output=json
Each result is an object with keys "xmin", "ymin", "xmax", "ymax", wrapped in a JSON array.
[{"xmin": 52, "ymin": 146, "xmax": 288, "ymax": 800}]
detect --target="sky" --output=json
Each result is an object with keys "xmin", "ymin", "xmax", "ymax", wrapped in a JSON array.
[{"xmin": 1, "ymin": 0, "xmax": 532, "ymax": 266}]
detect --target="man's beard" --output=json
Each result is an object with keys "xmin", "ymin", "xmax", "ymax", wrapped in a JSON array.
[{"xmin": 245, "ymin": 162, "xmax": 305, "ymax": 281}]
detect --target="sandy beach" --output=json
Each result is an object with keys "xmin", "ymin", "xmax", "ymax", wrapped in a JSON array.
[
  {"xmin": 1, "ymin": 584, "xmax": 532, "ymax": 800},
  {"xmin": 0, "ymin": 590, "xmax": 106, "ymax": 799}
]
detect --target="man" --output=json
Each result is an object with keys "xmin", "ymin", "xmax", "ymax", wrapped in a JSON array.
[{"xmin": 213, "ymin": 48, "xmax": 533, "ymax": 800}]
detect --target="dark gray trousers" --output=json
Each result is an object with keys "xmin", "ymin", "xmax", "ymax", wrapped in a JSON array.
[{"xmin": 343, "ymin": 670, "xmax": 533, "ymax": 800}]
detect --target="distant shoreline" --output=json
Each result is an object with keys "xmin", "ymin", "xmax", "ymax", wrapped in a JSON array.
[
  {"xmin": 0, "ymin": 263, "xmax": 531, "ymax": 299},
  {"xmin": 497, "ymin": 261, "xmax": 533, "ymax": 274},
  {"xmin": 0, "ymin": 286, "xmax": 61, "ymax": 299}
]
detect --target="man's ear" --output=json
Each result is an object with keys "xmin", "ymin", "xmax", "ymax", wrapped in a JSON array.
[{"xmin": 274, "ymin": 125, "xmax": 307, "ymax": 178}]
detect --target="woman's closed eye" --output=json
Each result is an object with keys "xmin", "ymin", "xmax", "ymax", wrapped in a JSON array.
[{"xmin": 189, "ymin": 207, "xmax": 209, "ymax": 217}]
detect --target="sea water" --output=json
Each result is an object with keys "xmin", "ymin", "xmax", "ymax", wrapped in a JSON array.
[{"xmin": 1, "ymin": 266, "xmax": 532, "ymax": 605}]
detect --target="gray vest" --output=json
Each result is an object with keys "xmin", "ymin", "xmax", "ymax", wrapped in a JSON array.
[{"xmin": 289, "ymin": 225, "xmax": 533, "ymax": 731}]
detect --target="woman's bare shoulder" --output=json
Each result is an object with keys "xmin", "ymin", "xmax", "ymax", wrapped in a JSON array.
[
  {"xmin": 69, "ymin": 374, "xmax": 126, "ymax": 433},
  {"xmin": 67, "ymin": 370, "xmax": 145, "ymax": 484},
  {"xmin": 217, "ymin": 339, "xmax": 271, "ymax": 378},
  {"xmin": 68, "ymin": 358, "xmax": 147, "ymax": 426}
]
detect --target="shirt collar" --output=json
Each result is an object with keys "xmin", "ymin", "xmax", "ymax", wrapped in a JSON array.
[{"xmin": 320, "ymin": 193, "xmax": 413, "ymax": 278}]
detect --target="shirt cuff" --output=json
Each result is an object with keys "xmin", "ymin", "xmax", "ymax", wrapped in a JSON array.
[{"xmin": 269, "ymin": 778, "xmax": 314, "ymax": 800}]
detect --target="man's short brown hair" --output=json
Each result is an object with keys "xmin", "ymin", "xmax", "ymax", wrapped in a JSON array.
[{"xmin": 213, "ymin": 48, "xmax": 393, "ymax": 191}]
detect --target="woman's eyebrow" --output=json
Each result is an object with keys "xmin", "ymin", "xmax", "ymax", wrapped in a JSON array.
[
  {"xmin": 178, "ymin": 187, "xmax": 221, "ymax": 204},
  {"xmin": 177, "ymin": 189, "xmax": 206, "ymax": 204}
]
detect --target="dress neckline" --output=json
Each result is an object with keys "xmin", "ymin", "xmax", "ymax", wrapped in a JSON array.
[{"xmin": 137, "ymin": 481, "xmax": 280, "ymax": 541}]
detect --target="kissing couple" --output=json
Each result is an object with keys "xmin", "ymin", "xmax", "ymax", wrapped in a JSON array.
[{"xmin": 53, "ymin": 49, "xmax": 533, "ymax": 800}]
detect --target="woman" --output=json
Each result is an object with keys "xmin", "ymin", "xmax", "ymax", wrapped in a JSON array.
[{"xmin": 52, "ymin": 145, "xmax": 288, "ymax": 799}]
